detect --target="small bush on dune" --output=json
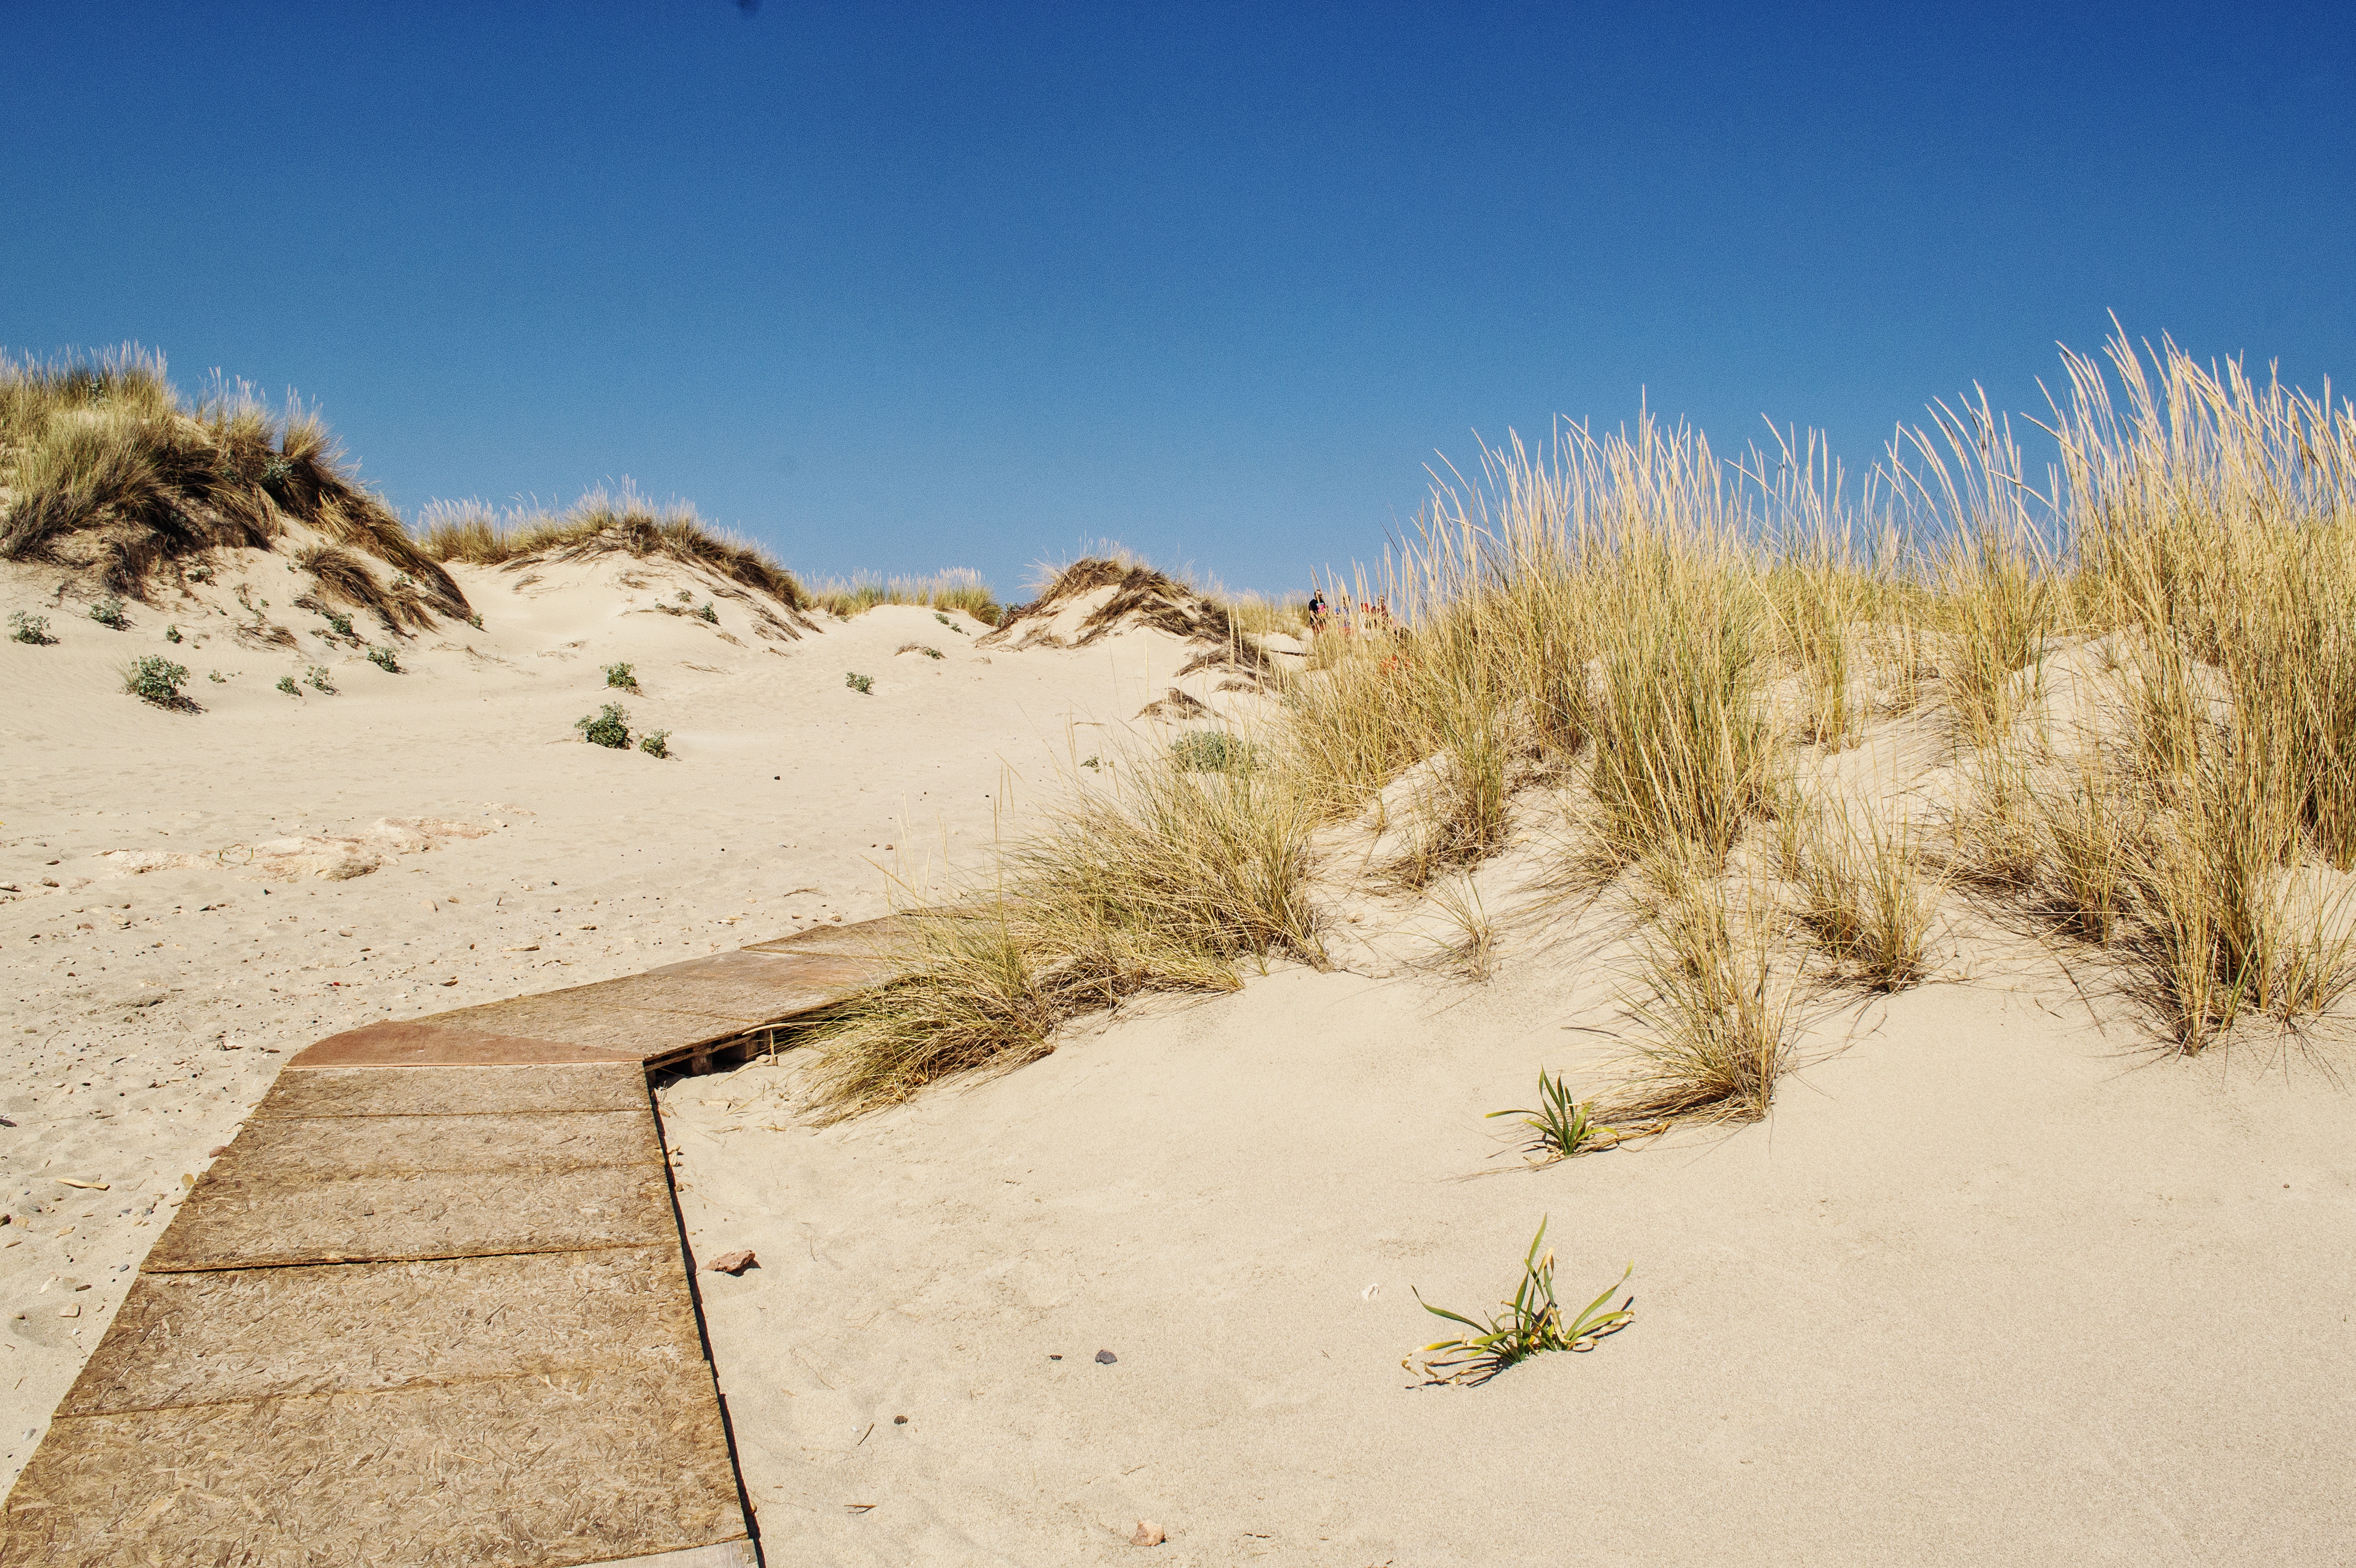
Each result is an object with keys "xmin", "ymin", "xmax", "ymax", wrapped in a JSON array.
[
  {"xmin": 604, "ymin": 661, "xmax": 638, "ymax": 690},
  {"xmin": 89, "ymin": 595, "xmax": 129, "ymax": 629},
  {"xmin": 845, "ymin": 671, "xmax": 872, "ymax": 694},
  {"xmin": 640, "ymin": 729, "xmax": 671, "ymax": 759},
  {"xmin": 366, "ymin": 645, "xmax": 400, "ymax": 673},
  {"xmin": 275, "ymin": 674, "xmax": 298, "ymax": 696},
  {"xmin": 305, "ymin": 664, "xmax": 335, "ymax": 693},
  {"xmin": 9, "ymin": 611, "xmax": 54, "ymax": 645},
  {"xmin": 576, "ymin": 703, "xmax": 631, "ymax": 748},
  {"xmin": 123, "ymin": 655, "xmax": 189, "ymax": 705}
]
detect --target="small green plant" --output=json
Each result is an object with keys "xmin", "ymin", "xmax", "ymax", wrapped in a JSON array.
[
  {"xmin": 676, "ymin": 590, "xmax": 694, "ymax": 604},
  {"xmin": 465, "ymin": 612, "xmax": 484, "ymax": 630},
  {"xmin": 208, "ymin": 670, "xmax": 229, "ymax": 683},
  {"xmin": 1486, "ymin": 1071, "xmax": 1611, "ymax": 1162},
  {"xmin": 640, "ymin": 729, "xmax": 671, "ymax": 759},
  {"xmin": 846, "ymin": 671, "xmax": 873, "ymax": 694},
  {"xmin": 897, "ymin": 643, "xmax": 945, "ymax": 660},
  {"xmin": 392, "ymin": 572, "xmax": 416, "ymax": 591},
  {"xmin": 697, "ymin": 601, "xmax": 719, "ymax": 624},
  {"xmin": 1407, "ymin": 1219, "xmax": 1635, "ymax": 1385},
  {"xmin": 276, "ymin": 674, "xmax": 299, "ymax": 696},
  {"xmin": 935, "ymin": 612, "xmax": 963, "ymax": 633},
  {"xmin": 576, "ymin": 703, "xmax": 632, "ymax": 748},
  {"xmin": 325, "ymin": 611, "xmax": 354, "ymax": 637},
  {"xmin": 366, "ymin": 645, "xmax": 400, "ymax": 673},
  {"xmin": 9, "ymin": 611, "xmax": 55, "ymax": 645},
  {"xmin": 1171, "ymin": 730, "xmax": 1250, "ymax": 773},
  {"xmin": 305, "ymin": 665, "xmax": 336, "ymax": 692},
  {"xmin": 123, "ymin": 655, "xmax": 190, "ymax": 706},
  {"xmin": 605, "ymin": 661, "xmax": 638, "ymax": 690},
  {"xmin": 186, "ymin": 564, "xmax": 214, "ymax": 583},
  {"xmin": 164, "ymin": 624, "xmax": 182, "ymax": 644},
  {"xmin": 89, "ymin": 596, "xmax": 129, "ymax": 629},
  {"xmin": 1082, "ymin": 754, "xmax": 1101, "ymax": 771}
]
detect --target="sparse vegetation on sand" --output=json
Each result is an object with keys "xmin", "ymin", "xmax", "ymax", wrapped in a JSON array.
[
  {"xmin": 1487, "ymin": 1070, "xmax": 1612, "ymax": 1162},
  {"xmin": 809, "ymin": 568, "xmax": 1001, "ymax": 625},
  {"xmin": 1407, "ymin": 1219, "xmax": 1635, "ymax": 1385},
  {"xmin": 801, "ymin": 745, "xmax": 1324, "ymax": 1116},
  {"xmin": 123, "ymin": 654, "xmax": 190, "ymax": 706},
  {"xmin": 9, "ymin": 610, "xmax": 54, "ymax": 645},
  {"xmin": 417, "ymin": 488, "xmax": 809, "ymax": 616},
  {"xmin": 366, "ymin": 645, "xmax": 400, "ymax": 673},
  {"xmin": 845, "ymin": 671, "xmax": 873, "ymax": 694},
  {"xmin": 813, "ymin": 327, "xmax": 2356, "ymax": 1127},
  {"xmin": 89, "ymin": 595, "xmax": 129, "ymax": 629},
  {"xmin": 604, "ymin": 661, "xmax": 638, "ymax": 690},
  {"xmin": 576, "ymin": 703, "xmax": 631, "ymax": 749},
  {"xmin": 1, "ymin": 346, "xmax": 469, "ymax": 620},
  {"xmin": 640, "ymin": 729, "xmax": 671, "ymax": 759}
]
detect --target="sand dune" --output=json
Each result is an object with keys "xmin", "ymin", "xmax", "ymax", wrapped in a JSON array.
[{"xmin": 6, "ymin": 543, "xmax": 2353, "ymax": 1565}]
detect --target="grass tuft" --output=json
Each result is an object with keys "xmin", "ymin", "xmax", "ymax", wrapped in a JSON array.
[
  {"xmin": 1485, "ymin": 1071, "xmax": 1612, "ymax": 1162},
  {"xmin": 1407, "ymin": 1218, "xmax": 1634, "ymax": 1385}
]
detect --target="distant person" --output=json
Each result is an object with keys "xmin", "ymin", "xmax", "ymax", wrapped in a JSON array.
[{"xmin": 1307, "ymin": 590, "xmax": 1327, "ymax": 632}]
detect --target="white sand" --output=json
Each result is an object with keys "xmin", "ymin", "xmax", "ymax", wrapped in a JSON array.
[{"xmin": 6, "ymin": 554, "xmax": 2354, "ymax": 1563}]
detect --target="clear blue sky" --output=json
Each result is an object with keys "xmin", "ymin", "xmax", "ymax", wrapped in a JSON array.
[{"xmin": 6, "ymin": 2, "xmax": 2350, "ymax": 598}]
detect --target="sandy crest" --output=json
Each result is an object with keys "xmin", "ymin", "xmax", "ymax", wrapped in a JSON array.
[{"xmin": 0, "ymin": 552, "xmax": 1233, "ymax": 1483}]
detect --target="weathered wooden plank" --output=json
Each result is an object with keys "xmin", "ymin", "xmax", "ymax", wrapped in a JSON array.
[
  {"xmin": 215, "ymin": 1109, "xmax": 655, "ymax": 1180},
  {"xmin": 258, "ymin": 1061, "xmax": 651, "ymax": 1118},
  {"xmin": 288, "ymin": 1019, "xmax": 649, "ymax": 1069},
  {"xmin": 409, "ymin": 995, "xmax": 751, "ymax": 1055},
  {"xmin": 60, "ymin": 1248, "xmax": 700, "ymax": 1415},
  {"xmin": 1, "ymin": 1365, "xmax": 749, "ymax": 1568},
  {"xmin": 143, "ymin": 1164, "xmax": 677, "ymax": 1271}
]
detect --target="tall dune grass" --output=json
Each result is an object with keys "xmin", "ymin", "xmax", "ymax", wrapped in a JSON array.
[
  {"xmin": 806, "ymin": 569, "xmax": 1001, "ymax": 624},
  {"xmin": 0, "ymin": 346, "xmax": 467, "ymax": 619},
  {"xmin": 808, "ymin": 327, "xmax": 2356, "ymax": 1118},
  {"xmin": 416, "ymin": 489, "xmax": 808, "ymax": 609}
]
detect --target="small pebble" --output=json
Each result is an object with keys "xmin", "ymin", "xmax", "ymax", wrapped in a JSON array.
[{"xmin": 1095, "ymin": 1349, "xmax": 1118, "ymax": 1365}]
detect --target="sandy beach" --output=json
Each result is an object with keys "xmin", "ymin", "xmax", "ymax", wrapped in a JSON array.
[{"xmin": 7, "ymin": 543, "xmax": 2353, "ymax": 1564}]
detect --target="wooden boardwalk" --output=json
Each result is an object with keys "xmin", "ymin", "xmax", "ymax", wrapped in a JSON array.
[{"xmin": 2, "ymin": 922, "xmax": 905, "ymax": 1568}]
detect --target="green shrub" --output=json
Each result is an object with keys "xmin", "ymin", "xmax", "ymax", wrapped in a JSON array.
[
  {"xmin": 465, "ymin": 612, "xmax": 484, "ymax": 629},
  {"xmin": 640, "ymin": 729, "xmax": 671, "ymax": 759},
  {"xmin": 275, "ymin": 674, "xmax": 299, "ymax": 696},
  {"xmin": 164, "ymin": 623, "xmax": 182, "ymax": 643},
  {"xmin": 605, "ymin": 661, "xmax": 638, "ymax": 690},
  {"xmin": 8, "ymin": 611, "xmax": 54, "ymax": 645},
  {"xmin": 123, "ymin": 655, "xmax": 189, "ymax": 705},
  {"xmin": 89, "ymin": 595, "xmax": 128, "ymax": 629},
  {"xmin": 576, "ymin": 703, "xmax": 631, "ymax": 748},
  {"xmin": 208, "ymin": 669, "xmax": 227, "ymax": 683},
  {"xmin": 366, "ymin": 645, "xmax": 400, "ymax": 673},
  {"xmin": 697, "ymin": 601, "xmax": 719, "ymax": 624},
  {"xmin": 305, "ymin": 664, "xmax": 336, "ymax": 692},
  {"xmin": 1172, "ymin": 730, "xmax": 1251, "ymax": 773},
  {"xmin": 325, "ymin": 611, "xmax": 354, "ymax": 637},
  {"xmin": 846, "ymin": 671, "xmax": 873, "ymax": 694}
]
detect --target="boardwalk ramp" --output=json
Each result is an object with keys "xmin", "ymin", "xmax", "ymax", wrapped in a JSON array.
[{"xmin": 2, "ymin": 921, "xmax": 904, "ymax": 1568}]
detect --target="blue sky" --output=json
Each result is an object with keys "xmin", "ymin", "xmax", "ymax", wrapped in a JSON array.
[{"xmin": 6, "ymin": 2, "xmax": 2350, "ymax": 598}]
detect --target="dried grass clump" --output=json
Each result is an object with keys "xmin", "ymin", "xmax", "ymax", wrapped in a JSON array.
[
  {"xmin": 1613, "ymin": 845, "xmax": 1793, "ymax": 1122},
  {"xmin": 0, "ymin": 346, "xmax": 468, "ymax": 619},
  {"xmin": 802, "ymin": 751, "xmax": 1323, "ymax": 1116},
  {"xmin": 417, "ymin": 487, "xmax": 809, "ymax": 612}
]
